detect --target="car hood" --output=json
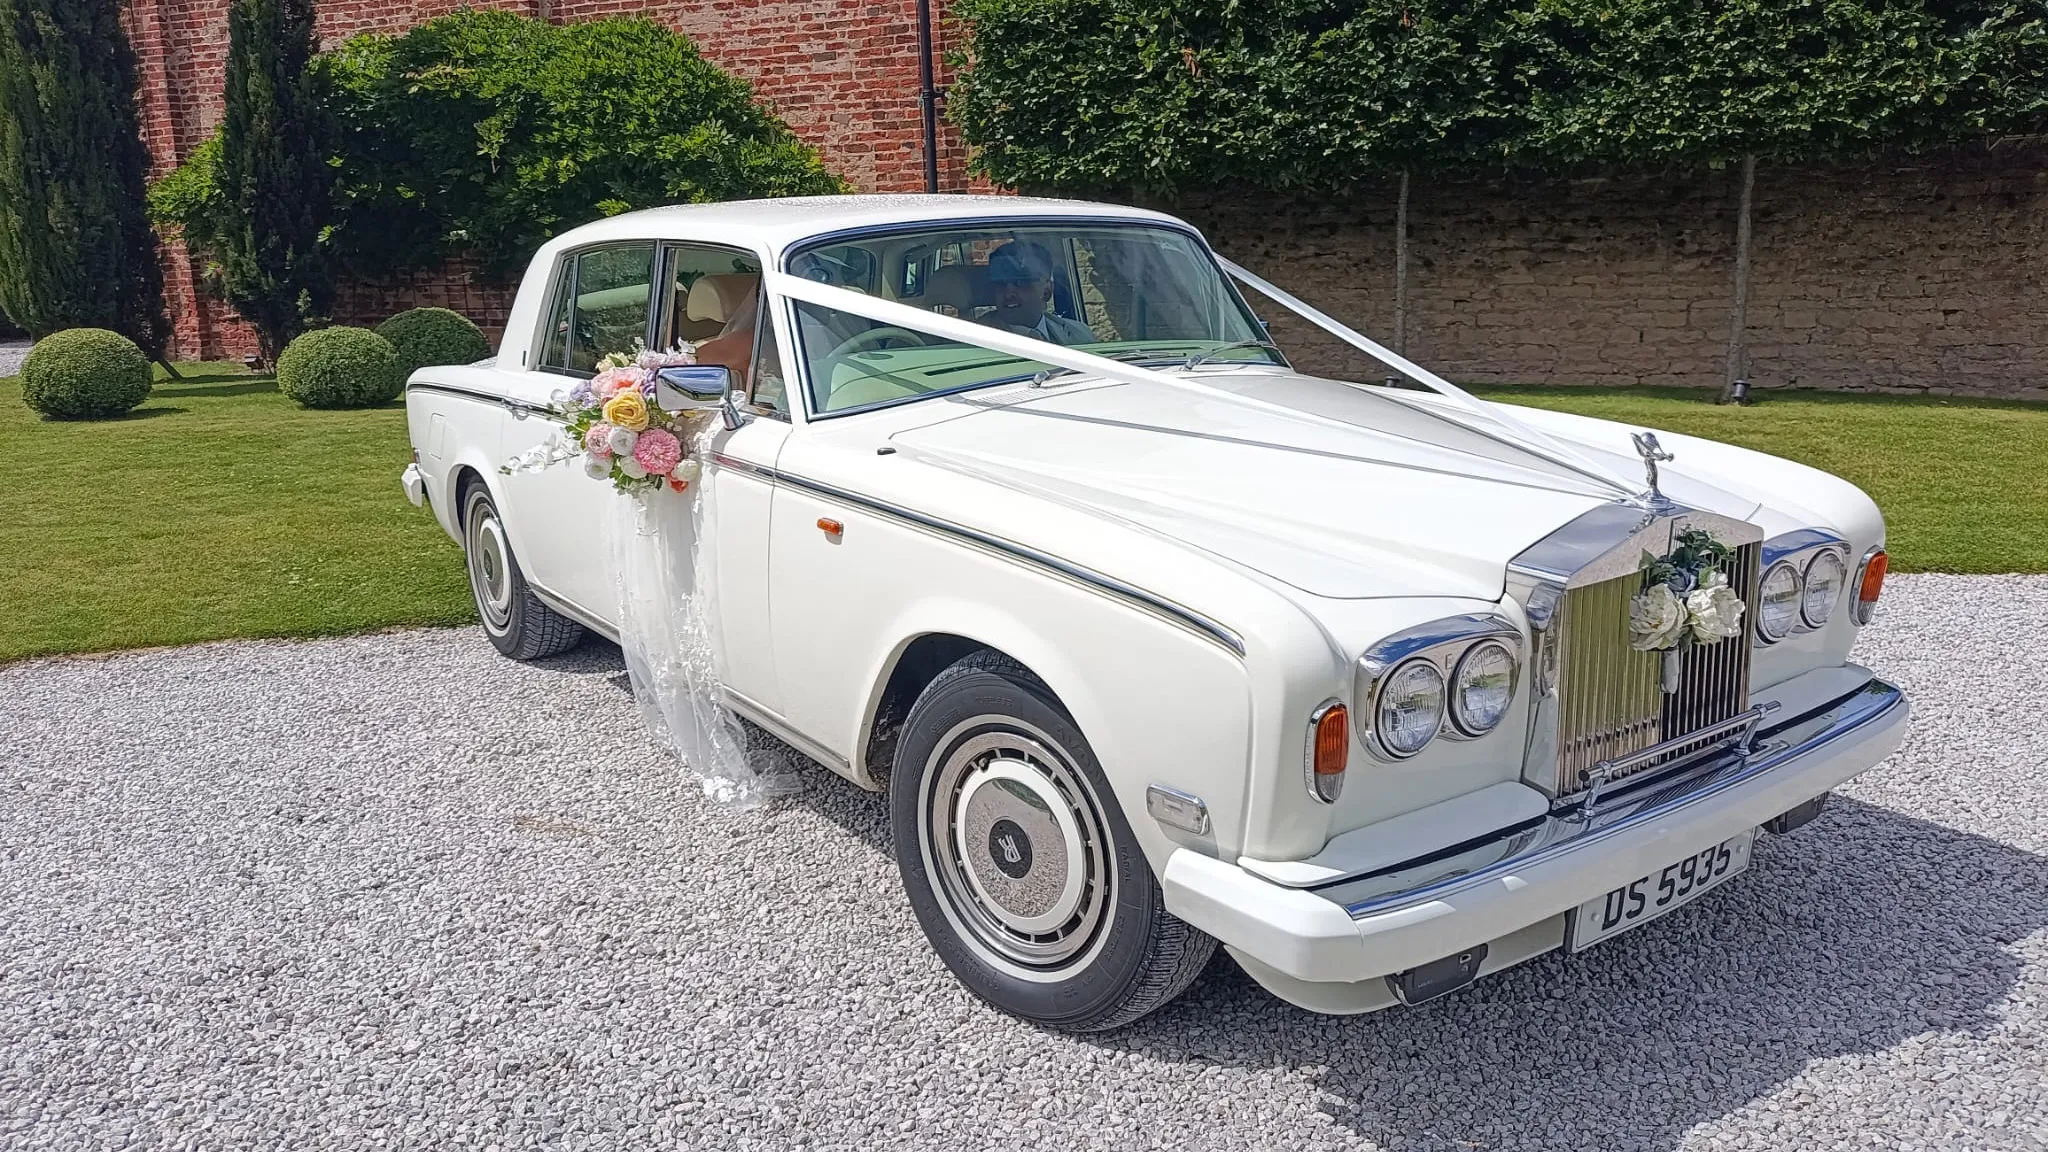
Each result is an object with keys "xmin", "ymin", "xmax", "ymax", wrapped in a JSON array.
[{"xmin": 884, "ymin": 371, "xmax": 1760, "ymax": 601}]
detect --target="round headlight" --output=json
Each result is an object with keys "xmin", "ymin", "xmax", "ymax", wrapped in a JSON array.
[
  {"xmin": 1449, "ymin": 641, "xmax": 1516, "ymax": 736},
  {"xmin": 1802, "ymin": 550, "xmax": 1847, "ymax": 628},
  {"xmin": 1375, "ymin": 660, "xmax": 1445, "ymax": 758},
  {"xmin": 1757, "ymin": 561, "xmax": 1803, "ymax": 642}
]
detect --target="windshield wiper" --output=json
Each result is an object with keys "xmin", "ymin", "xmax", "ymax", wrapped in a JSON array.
[
  {"xmin": 1028, "ymin": 349, "xmax": 1191, "ymax": 388},
  {"xmin": 1184, "ymin": 339, "xmax": 1286, "ymax": 370}
]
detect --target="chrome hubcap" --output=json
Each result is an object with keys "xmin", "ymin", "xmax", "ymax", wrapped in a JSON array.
[
  {"xmin": 925, "ymin": 725, "xmax": 1111, "ymax": 971},
  {"xmin": 465, "ymin": 502, "xmax": 513, "ymax": 632}
]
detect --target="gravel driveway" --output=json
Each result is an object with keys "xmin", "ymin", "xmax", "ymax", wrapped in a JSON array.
[
  {"xmin": 0, "ymin": 339, "xmax": 30, "ymax": 378},
  {"xmin": 4, "ymin": 575, "xmax": 2045, "ymax": 1151}
]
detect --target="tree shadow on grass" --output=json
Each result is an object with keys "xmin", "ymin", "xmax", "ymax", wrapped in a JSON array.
[
  {"xmin": 1096, "ymin": 796, "xmax": 2047, "ymax": 1151},
  {"xmin": 154, "ymin": 377, "xmax": 278, "ymax": 398}
]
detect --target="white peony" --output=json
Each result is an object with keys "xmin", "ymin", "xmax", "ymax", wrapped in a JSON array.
[
  {"xmin": 1629, "ymin": 583, "xmax": 1688, "ymax": 651},
  {"xmin": 606, "ymin": 426, "xmax": 639, "ymax": 456},
  {"xmin": 582, "ymin": 453, "xmax": 611, "ymax": 480},
  {"xmin": 618, "ymin": 456, "xmax": 648, "ymax": 479},
  {"xmin": 671, "ymin": 459, "xmax": 702, "ymax": 483},
  {"xmin": 1686, "ymin": 569, "xmax": 1745, "ymax": 643}
]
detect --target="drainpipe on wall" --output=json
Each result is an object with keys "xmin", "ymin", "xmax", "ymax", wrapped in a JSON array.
[
  {"xmin": 915, "ymin": 0, "xmax": 941, "ymax": 193},
  {"xmin": 1720, "ymin": 152, "xmax": 1757, "ymax": 405}
]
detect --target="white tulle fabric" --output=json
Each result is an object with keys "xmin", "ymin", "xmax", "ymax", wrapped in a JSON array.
[{"xmin": 609, "ymin": 419, "xmax": 779, "ymax": 808}]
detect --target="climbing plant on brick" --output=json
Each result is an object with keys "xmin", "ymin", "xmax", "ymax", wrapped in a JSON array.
[{"xmin": 949, "ymin": 0, "xmax": 2048, "ymax": 195}]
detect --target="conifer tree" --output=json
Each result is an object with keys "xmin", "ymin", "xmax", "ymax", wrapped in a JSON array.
[
  {"xmin": 0, "ymin": 0, "xmax": 171, "ymax": 359},
  {"xmin": 215, "ymin": 0, "xmax": 333, "ymax": 365}
]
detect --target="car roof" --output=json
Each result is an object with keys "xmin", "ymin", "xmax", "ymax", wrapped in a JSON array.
[{"xmin": 538, "ymin": 194, "xmax": 1194, "ymax": 259}]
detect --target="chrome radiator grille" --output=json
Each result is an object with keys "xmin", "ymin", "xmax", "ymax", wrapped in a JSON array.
[{"xmin": 1553, "ymin": 542, "xmax": 1760, "ymax": 792}]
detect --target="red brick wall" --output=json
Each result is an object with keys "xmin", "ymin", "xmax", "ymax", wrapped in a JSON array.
[{"xmin": 125, "ymin": 0, "xmax": 968, "ymax": 360}]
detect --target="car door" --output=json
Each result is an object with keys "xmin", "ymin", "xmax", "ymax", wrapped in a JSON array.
[{"xmin": 496, "ymin": 242, "xmax": 660, "ymax": 624}]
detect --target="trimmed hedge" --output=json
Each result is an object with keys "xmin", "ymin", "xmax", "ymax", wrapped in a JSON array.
[
  {"xmin": 20, "ymin": 328, "xmax": 153, "ymax": 420},
  {"xmin": 276, "ymin": 326, "xmax": 402, "ymax": 409},
  {"xmin": 376, "ymin": 307, "xmax": 491, "ymax": 381},
  {"xmin": 950, "ymin": 0, "xmax": 2048, "ymax": 196}
]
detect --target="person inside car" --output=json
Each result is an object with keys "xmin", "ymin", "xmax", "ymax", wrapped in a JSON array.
[{"xmin": 981, "ymin": 241, "xmax": 1096, "ymax": 345}]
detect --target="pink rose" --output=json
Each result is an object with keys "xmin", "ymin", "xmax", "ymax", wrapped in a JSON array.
[
  {"xmin": 632, "ymin": 427, "xmax": 683, "ymax": 477},
  {"xmin": 583, "ymin": 423, "xmax": 614, "ymax": 456},
  {"xmin": 592, "ymin": 367, "xmax": 643, "ymax": 399}
]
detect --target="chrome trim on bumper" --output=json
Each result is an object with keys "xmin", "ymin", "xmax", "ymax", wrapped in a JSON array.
[{"xmin": 1323, "ymin": 678, "xmax": 1906, "ymax": 919}]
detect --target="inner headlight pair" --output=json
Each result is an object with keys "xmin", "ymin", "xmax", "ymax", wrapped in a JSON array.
[
  {"xmin": 1356, "ymin": 618, "xmax": 1522, "ymax": 761},
  {"xmin": 1757, "ymin": 547, "xmax": 1848, "ymax": 642}
]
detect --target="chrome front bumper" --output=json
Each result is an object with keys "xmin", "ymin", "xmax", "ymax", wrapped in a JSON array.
[{"xmin": 1160, "ymin": 676, "xmax": 1909, "ymax": 1003}]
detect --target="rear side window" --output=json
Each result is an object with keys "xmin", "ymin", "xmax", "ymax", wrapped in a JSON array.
[{"xmin": 537, "ymin": 243, "xmax": 657, "ymax": 376}]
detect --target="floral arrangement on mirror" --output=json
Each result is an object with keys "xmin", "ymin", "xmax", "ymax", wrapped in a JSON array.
[
  {"xmin": 1628, "ymin": 528, "xmax": 1747, "ymax": 690},
  {"xmin": 501, "ymin": 346, "xmax": 708, "ymax": 493}
]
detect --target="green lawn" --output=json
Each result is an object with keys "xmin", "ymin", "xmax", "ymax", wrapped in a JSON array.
[
  {"xmin": 3, "ymin": 369, "xmax": 2042, "ymax": 665},
  {"xmin": 3, "ymin": 364, "xmax": 474, "ymax": 665},
  {"xmin": 1468, "ymin": 384, "xmax": 2048, "ymax": 575}
]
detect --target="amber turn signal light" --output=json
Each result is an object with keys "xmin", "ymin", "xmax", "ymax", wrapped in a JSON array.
[
  {"xmin": 817, "ymin": 518, "xmax": 844, "ymax": 538},
  {"xmin": 1308, "ymin": 702, "xmax": 1349, "ymax": 804},
  {"xmin": 1855, "ymin": 548, "xmax": 1888, "ymax": 624}
]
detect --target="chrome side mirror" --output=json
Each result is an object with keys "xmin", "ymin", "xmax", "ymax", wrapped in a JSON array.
[{"xmin": 655, "ymin": 365, "xmax": 752, "ymax": 431}]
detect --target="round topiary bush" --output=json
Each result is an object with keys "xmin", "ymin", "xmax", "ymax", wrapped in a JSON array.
[
  {"xmin": 276, "ymin": 326, "xmax": 403, "ymax": 409},
  {"xmin": 376, "ymin": 307, "xmax": 492, "ymax": 381},
  {"xmin": 20, "ymin": 328, "xmax": 154, "ymax": 420}
]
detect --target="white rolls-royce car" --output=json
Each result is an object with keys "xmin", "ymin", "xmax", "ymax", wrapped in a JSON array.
[{"xmin": 401, "ymin": 195, "xmax": 1908, "ymax": 1031}]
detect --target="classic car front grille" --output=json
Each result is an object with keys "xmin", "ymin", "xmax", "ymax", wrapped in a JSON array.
[{"xmin": 1553, "ymin": 542, "xmax": 1760, "ymax": 792}]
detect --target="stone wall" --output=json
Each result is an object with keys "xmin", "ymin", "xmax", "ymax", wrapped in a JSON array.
[{"xmin": 1188, "ymin": 145, "xmax": 2048, "ymax": 400}]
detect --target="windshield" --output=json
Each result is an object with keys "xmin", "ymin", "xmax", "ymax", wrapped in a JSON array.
[{"xmin": 785, "ymin": 222, "xmax": 1284, "ymax": 415}]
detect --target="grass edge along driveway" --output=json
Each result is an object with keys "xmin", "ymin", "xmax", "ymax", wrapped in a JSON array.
[{"xmin": 2, "ymin": 368, "xmax": 2042, "ymax": 664}]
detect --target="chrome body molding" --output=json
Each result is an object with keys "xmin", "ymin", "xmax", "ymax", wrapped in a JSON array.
[
  {"xmin": 1352, "ymin": 614, "xmax": 1521, "ymax": 761},
  {"xmin": 407, "ymin": 381, "xmax": 559, "ymax": 421},
  {"xmin": 709, "ymin": 452, "xmax": 1248, "ymax": 657},
  {"xmin": 1320, "ymin": 677, "xmax": 1905, "ymax": 918},
  {"xmin": 721, "ymin": 684, "xmax": 856, "ymax": 778}
]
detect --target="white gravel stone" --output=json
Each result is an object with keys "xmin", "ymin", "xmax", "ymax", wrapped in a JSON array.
[
  {"xmin": 0, "ymin": 339, "xmax": 29, "ymax": 378},
  {"xmin": 2, "ymin": 574, "xmax": 2045, "ymax": 1150}
]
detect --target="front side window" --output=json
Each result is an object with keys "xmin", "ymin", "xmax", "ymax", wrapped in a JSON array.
[{"xmin": 787, "ymin": 222, "xmax": 1282, "ymax": 415}]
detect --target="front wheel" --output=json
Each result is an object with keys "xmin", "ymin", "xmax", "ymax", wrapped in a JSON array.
[
  {"xmin": 461, "ymin": 482, "xmax": 584, "ymax": 661},
  {"xmin": 890, "ymin": 651, "xmax": 1216, "ymax": 1031}
]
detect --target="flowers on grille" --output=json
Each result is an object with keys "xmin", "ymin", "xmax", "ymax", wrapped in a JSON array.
[
  {"xmin": 1629, "ymin": 583, "xmax": 1689, "ymax": 651},
  {"xmin": 1628, "ymin": 528, "xmax": 1745, "ymax": 654},
  {"xmin": 1686, "ymin": 570, "xmax": 1745, "ymax": 643}
]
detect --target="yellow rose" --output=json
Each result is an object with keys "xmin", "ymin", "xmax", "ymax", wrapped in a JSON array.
[{"xmin": 602, "ymin": 390, "xmax": 650, "ymax": 432}]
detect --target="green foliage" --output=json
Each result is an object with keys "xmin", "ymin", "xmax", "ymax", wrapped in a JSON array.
[
  {"xmin": 950, "ymin": 0, "xmax": 2048, "ymax": 195},
  {"xmin": 276, "ymin": 326, "xmax": 401, "ymax": 409},
  {"xmin": 215, "ymin": 0, "xmax": 336, "ymax": 365},
  {"xmin": 20, "ymin": 328, "xmax": 152, "ymax": 420},
  {"xmin": 375, "ymin": 307, "xmax": 492, "ymax": 380},
  {"xmin": 0, "ymin": 0, "xmax": 170, "ymax": 357},
  {"xmin": 153, "ymin": 11, "xmax": 843, "ymax": 288}
]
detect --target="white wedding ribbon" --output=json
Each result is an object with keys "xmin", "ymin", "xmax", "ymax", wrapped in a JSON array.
[{"xmin": 761, "ymin": 267, "xmax": 1643, "ymax": 501}]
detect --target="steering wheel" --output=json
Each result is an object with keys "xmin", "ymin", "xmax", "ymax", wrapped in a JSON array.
[{"xmin": 826, "ymin": 325, "xmax": 934, "ymax": 361}]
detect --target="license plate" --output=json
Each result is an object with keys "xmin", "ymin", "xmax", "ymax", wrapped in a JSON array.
[{"xmin": 1567, "ymin": 830, "xmax": 1755, "ymax": 953}]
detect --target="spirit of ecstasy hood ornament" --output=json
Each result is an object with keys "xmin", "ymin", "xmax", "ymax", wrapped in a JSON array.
[{"xmin": 1631, "ymin": 431, "xmax": 1674, "ymax": 503}]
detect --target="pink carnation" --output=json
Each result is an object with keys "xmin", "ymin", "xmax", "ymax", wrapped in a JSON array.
[
  {"xmin": 592, "ymin": 367, "xmax": 643, "ymax": 399},
  {"xmin": 632, "ymin": 427, "xmax": 683, "ymax": 477},
  {"xmin": 583, "ymin": 423, "xmax": 614, "ymax": 456}
]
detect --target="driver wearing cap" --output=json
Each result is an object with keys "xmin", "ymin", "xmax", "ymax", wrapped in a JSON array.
[{"xmin": 981, "ymin": 241, "xmax": 1097, "ymax": 346}]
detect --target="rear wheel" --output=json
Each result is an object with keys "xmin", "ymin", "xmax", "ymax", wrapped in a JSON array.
[
  {"xmin": 890, "ymin": 651, "xmax": 1215, "ymax": 1031},
  {"xmin": 461, "ymin": 482, "xmax": 583, "ymax": 661}
]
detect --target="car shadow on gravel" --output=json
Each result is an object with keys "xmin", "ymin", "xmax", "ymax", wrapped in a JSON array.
[{"xmin": 1091, "ymin": 795, "xmax": 2048, "ymax": 1151}]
